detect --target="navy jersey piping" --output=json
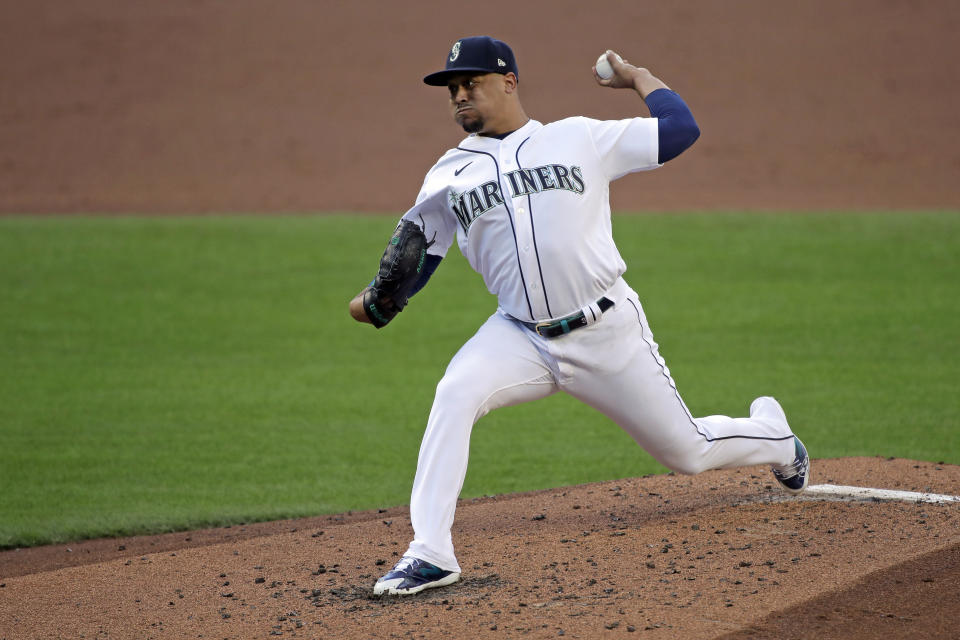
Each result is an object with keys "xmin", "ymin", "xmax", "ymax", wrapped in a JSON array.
[
  {"xmin": 455, "ymin": 146, "xmax": 534, "ymax": 320},
  {"xmin": 515, "ymin": 137, "xmax": 552, "ymax": 318}
]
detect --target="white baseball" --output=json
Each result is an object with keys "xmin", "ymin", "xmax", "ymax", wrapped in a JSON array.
[{"xmin": 595, "ymin": 52, "xmax": 622, "ymax": 80}]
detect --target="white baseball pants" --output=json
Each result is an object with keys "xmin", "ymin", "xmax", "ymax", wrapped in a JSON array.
[{"xmin": 405, "ymin": 277, "xmax": 796, "ymax": 572}]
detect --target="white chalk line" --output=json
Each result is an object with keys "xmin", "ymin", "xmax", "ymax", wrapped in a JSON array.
[{"xmin": 805, "ymin": 484, "xmax": 960, "ymax": 504}]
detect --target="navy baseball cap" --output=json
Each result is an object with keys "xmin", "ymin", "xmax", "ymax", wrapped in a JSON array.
[{"xmin": 423, "ymin": 36, "xmax": 519, "ymax": 86}]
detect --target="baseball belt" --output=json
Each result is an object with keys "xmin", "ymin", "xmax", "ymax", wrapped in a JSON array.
[{"xmin": 522, "ymin": 297, "xmax": 614, "ymax": 338}]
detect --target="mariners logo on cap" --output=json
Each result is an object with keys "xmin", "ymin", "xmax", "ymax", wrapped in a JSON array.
[{"xmin": 450, "ymin": 41, "xmax": 461, "ymax": 62}]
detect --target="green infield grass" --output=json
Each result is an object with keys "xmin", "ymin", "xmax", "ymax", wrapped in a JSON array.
[{"xmin": 0, "ymin": 212, "xmax": 957, "ymax": 548}]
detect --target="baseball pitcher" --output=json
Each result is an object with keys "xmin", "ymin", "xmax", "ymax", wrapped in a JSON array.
[{"xmin": 348, "ymin": 36, "xmax": 810, "ymax": 596}]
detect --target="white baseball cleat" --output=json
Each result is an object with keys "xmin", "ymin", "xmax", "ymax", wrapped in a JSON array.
[
  {"xmin": 373, "ymin": 556, "xmax": 461, "ymax": 596},
  {"xmin": 751, "ymin": 396, "xmax": 810, "ymax": 495},
  {"xmin": 772, "ymin": 436, "xmax": 810, "ymax": 495}
]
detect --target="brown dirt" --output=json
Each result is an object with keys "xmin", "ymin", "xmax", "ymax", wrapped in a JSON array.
[
  {"xmin": 2, "ymin": 457, "xmax": 959, "ymax": 639},
  {"xmin": 2, "ymin": 1, "xmax": 959, "ymax": 214}
]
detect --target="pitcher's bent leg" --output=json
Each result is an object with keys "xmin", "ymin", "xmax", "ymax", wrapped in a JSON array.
[
  {"xmin": 405, "ymin": 313, "xmax": 556, "ymax": 572},
  {"xmin": 561, "ymin": 293, "xmax": 796, "ymax": 476}
]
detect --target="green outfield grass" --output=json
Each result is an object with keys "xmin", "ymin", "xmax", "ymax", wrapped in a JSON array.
[{"xmin": 1, "ymin": 212, "xmax": 957, "ymax": 548}]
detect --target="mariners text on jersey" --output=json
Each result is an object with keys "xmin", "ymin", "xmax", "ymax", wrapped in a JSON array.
[
  {"xmin": 401, "ymin": 116, "xmax": 661, "ymax": 323},
  {"xmin": 450, "ymin": 164, "xmax": 585, "ymax": 233}
]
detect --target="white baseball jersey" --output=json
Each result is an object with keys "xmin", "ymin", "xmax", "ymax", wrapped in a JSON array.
[{"xmin": 401, "ymin": 117, "xmax": 660, "ymax": 322}]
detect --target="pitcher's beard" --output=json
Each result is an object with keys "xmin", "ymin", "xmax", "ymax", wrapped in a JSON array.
[{"xmin": 456, "ymin": 113, "xmax": 484, "ymax": 134}]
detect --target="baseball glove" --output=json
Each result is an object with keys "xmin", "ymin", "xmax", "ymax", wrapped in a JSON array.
[{"xmin": 362, "ymin": 220, "xmax": 429, "ymax": 328}]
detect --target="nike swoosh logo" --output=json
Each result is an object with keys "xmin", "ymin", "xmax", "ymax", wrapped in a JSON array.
[{"xmin": 454, "ymin": 161, "xmax": 473, "ymax": 176}]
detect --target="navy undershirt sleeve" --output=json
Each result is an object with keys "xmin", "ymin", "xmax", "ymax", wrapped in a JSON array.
[
  {"xmin": 407, "ymin": 253, "xmax": 443, "ymax": 298},
  {"xmin": 645, "ymin": 88, "xmax": 700, "ymax": 163},
  {"xmin": 367, "ymin": 254, "xmax": 442, "ymax": 297}
]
